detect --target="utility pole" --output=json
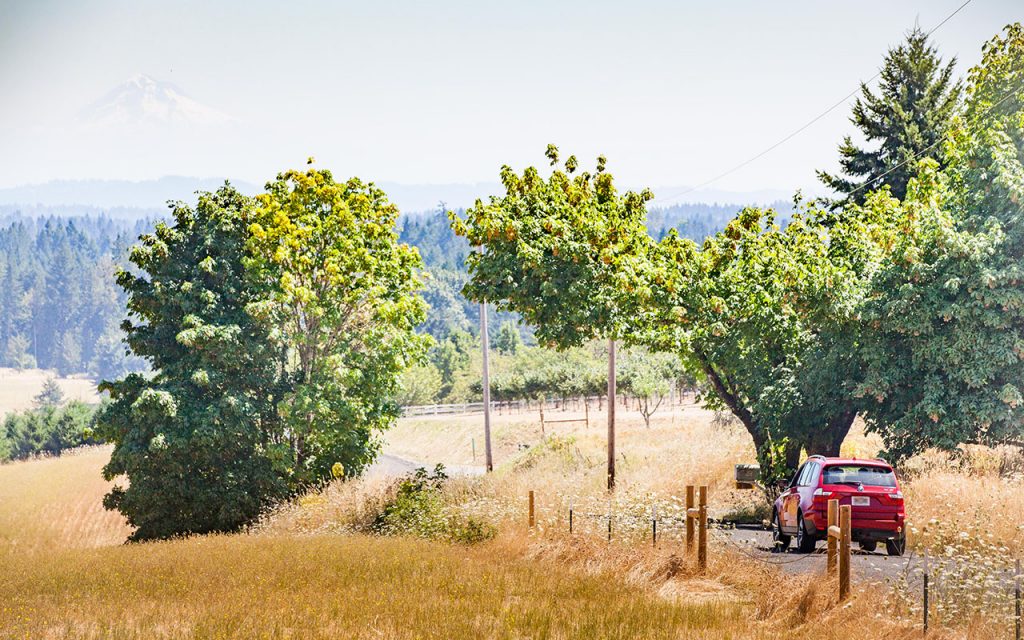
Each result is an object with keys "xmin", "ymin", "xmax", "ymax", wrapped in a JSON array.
[
  {"xmin": 480, "ymin": 302, "xmax": 493, "ymax": 472},
  {"xmin": 607, "ymin": 337, "xmax": 616, "ymax": 490}
]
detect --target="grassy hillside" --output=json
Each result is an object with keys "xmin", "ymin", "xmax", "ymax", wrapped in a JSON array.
[
  {"xmin": 0, "ymin": 446, "xmax": 129, "ymax": 552},
  {"xmin": 0, "ymin": 405, "xmax": 1020, "ymax": 638}
]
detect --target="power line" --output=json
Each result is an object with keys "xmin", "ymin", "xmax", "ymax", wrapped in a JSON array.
[
  {"xmin": 658, "ymin": 0, "xmax": 976, "ymax": 205},
  {"xmin": 844, "ymin": 77, "xmax": 1023, "ymax": 200}
]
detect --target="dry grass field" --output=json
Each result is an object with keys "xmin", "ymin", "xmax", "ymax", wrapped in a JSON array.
[
  {"xmin": 0, "ymin": 446, "xmax": 131, "ymax": 552},
  {"xmin": 0, "ymin": 402, "xmax": 1020, "ymax": 639},
  {"xmin": 0, "ymin": 368, "xmax": 99, "ymax": 418}
]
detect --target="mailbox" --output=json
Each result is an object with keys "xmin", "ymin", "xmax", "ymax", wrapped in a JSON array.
[{"xmin": 734, "ymin": 463, "xmax": 760, "ymax": 489}]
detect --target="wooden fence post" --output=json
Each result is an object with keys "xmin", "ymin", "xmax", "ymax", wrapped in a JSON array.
[
  {"xmin": 1014, "ymin": 558, "xmax": 1020, "ymax": 640},
  {"xmin": 698, "ymin": 485, "xmax": 708, "ymax": 573},
  {"xmin": 652, "ymin": 504, "xmax": 658, "ymax": 547},
  {"xmin": 685, "ymin": 485, "xmax": 695, "ymax": 552},
  {"xmin": 923, "ymin": 552, "xmax": 929, "ymax": 636},
  {"xmin": 568, "ymin": 498, "xmax": 574, "ymax": 535},
  {"xmin": 528, "ymin": 490, "xmax": 535, "ymax": 529},
  {"xmin": 839, "ymin": 504, "xmax": 851, "ymax": 601},
  {"xmin": 827, "ymin": 498, "xmax": 838, "ymax": 574}
]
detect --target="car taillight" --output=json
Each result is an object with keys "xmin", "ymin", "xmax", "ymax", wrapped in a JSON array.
[
  {"xmin": 813, "ymin": 488, "xmax": 832, "ymax": 498},
  {"xmin": 877, "ymin": 491, "xmax": 904, "ymax": 506}
]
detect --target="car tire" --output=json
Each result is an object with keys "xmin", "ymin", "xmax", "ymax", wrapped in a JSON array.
[
  {"xmin": 795, "ymin": 512, "xmax": 816, "ymax": 553},
  {"xmin": 886, "ymin": 533, "xmax": 906, "ymax": 557},
  {"xmin": 860, "ymin": 540, "xmax": 877, "ymax": 553},
  {"xmin": 772, "ymin": 509, "xmax": 791, "ymax": 551}
]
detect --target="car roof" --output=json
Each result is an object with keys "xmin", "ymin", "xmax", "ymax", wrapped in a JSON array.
[{"xmin": 807, "ymin": 456, "xmax": 892, "ymax": 468}]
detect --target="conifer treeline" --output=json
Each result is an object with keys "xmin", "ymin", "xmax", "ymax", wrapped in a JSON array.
[
  {"xmin": 0, "ymin": 201, "xmax": 783, "ymax": 380},
  {"xmin": 0, "ymin": 215, "xmax": 150, "ymax": 378}
]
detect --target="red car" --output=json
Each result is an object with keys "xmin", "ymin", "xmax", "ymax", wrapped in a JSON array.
[{"xmin": 772, "ymin": 455, "xmax": 906, "ymax": 556}]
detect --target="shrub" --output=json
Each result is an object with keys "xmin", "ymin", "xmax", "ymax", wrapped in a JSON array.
[
  {"xmin": 1, "ymin": 401, "xmax": 102, "ymax": 462},
  {"xmin": 372, "ymin": 465, "xmax": 495, "ymax": 544}
]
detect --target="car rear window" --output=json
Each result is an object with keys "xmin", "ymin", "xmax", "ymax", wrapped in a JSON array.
[{"xmin": 822, "ymin": 465, "xmax": 896, "ymax": 487}]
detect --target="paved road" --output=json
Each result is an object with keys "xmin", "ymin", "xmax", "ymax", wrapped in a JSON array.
[
  {"xmin": 721, "ymin": 526, "xmax": 921, "ymax": 584},
  {"xmin": 366, "ymin": 453, "xmax": 486, "ymax": 479}
]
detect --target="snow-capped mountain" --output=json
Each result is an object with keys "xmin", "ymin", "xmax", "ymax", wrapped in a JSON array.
[{"xmin": 78, "ymin": 74, "xmax": 233, "ymax": 127}]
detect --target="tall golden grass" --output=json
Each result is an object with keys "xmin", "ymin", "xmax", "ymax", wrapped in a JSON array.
[
  {"xmin": 0, "ymin": 403, "xmax": 1020, "ymax": 639},
  {"xmin": 0, "ymin": 445, "xmax": 130, "ymax": 552}
]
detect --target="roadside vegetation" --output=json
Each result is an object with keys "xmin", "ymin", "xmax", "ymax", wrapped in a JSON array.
[
  {"xmin": 2, "ymin": 405, "xmax": 1022, "ymax": 638},
  {"xmin": 1, "ymin": 20, "xmax": 1023, "ymax": 640}
]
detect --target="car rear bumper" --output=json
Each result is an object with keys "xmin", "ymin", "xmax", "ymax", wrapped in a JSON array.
[
  {"xmin": 806, "ymin": 512, "xmax": 904, "ymax": 540},
  {"xmin": 851, "ymin": 526, "xmax": 903, "ymax": 542}
]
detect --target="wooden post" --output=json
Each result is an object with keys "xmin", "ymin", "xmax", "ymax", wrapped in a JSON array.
[
  {"xmin": 607, "ymin": 338, "xmax": 616, "ymax": 491},
  {"xmin": 839, "ymin": 504, "xmax": 851, "ymax": 601},
  {"xmin": 480, "ymin": 302, "xmax": 493, "ymax": 473},
  {"xmin": 685, "ymin": 485, "xmax": 695, "ymax": 552},
  {"xmin": 652, "ymin": 504, "xmax": 658, "ymax": 547},
  {"xmin": 1007, "ymin": 557, "xmax": 1015, "ymax": 638},
  {"xmin": 923, "ymin": 555, "xmax": 929, "ymax": 636},
  {"xmin": 827, "ymin": 498, "xmax": 838, "ymax": 574},
  {"xmin": 569, "ymin": 498, "xmax": 574, "ymax": 535},
  {"xmin": 539, "ymin": 400, "xmax": 545, "ymax": 437},
  {"xmin": 584, "ymin": 399, "xmax": 589, "ymax": 428},
  {"xmin": 528, "ymin": 490, "xmax": 535, "ymax": 528},
  {"xmin": 472, "ymin": 437, "xmax": 476, "ymax": 461},
  {"xmin": 698, "ymin": 485, "xmax": 708, "ymax": 573}
]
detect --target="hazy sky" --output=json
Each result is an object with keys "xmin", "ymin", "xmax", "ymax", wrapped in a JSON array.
[{"xmin": 0, "ymin": 0, "xmax": 1019, "ymax": 197}]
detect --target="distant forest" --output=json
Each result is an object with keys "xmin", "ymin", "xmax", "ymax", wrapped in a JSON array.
[
  {"xmin": 0, "ymin": 215, "xmax": 149, "ymax": 378},
  {"xmin": 0, "ymin": 198, "xmax": 780, "ymax": 378}
]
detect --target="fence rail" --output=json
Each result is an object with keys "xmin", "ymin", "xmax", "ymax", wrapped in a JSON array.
[{"xmin": 403, "ymin": 393, "xmax": 698, "ymax": 418}]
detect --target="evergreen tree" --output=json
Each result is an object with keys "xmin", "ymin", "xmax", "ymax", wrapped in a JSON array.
[
  {"xmin": 4, "ymin": 334, "xmax": 34, "ymax": 369},
  {"xmin": 493, "ymin": 320, "xmax": 522, "ymax": 355},
  {"xmin": 34, "ymin": 377, "xmax": 64, "ymax": 407},
  {"xmin": 858, "ymin": 24, "xmax": 1024, "ymax": 459},
  {"xmin": 818, "ymin": 27, "xmax": 962, "ymax": 206}
]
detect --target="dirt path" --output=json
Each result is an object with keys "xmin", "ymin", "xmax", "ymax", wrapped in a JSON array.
[{"xmin": 366, "ymin": 452, "xmax": 486, "ymax": 479}]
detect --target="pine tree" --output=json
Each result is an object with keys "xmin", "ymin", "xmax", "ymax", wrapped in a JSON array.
[
  {"xmin": 818, "ymin": 27, "xmax": 962, "ymax": 206},
  {"xmin": 34, "ymin": 377, "xmax": 64, "ymax": 408}
]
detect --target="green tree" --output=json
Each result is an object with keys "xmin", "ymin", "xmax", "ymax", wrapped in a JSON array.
[
  {"xmin": 96, "ymin": 185, "xmax": 290, "ymax": 540},
  {"xmin": 397, "ymin": 364, "xmax": 443, "ymax": 406},
  {"xmin": 818, "ymin": 27, "xmax": 962, "ymax": 206},
  {"xmin": 2, "ymin": 400, "xmax": 100, "ymax": 461},
  {"xmin": 452, "ymin": 146, "xmax": 654, "ymax": 488},
  {"xmin": 33, "ymin": 377, "xmax": 64, "ymax": 408},
  {"xmin": 451, "ymin": 145, "xmax": 654, "ymax": 349},
  {"xmin": 4, "ymin": 334, "xmax": 34, "ymax": 370},
  {"xmin": 642, "ymin": 202, "xmax": 888, "ymax": 470},
  {"xmin": 246, "ymin": 167, "xmax": 431, "ymax": 485},
  {"xmin": 857, "ymin": 24, "xmax": 1024, "ymax": 459},
  {"xmin": 493, "ymin": 320, "xmax": 522, "ymax": 355},
  {"xmin": 619, "ymin": 349, "xmax": 685, "ymax": 428},
  {"xmin": 430, "ymin": 328, "xmax": 476, "ymax": 400}
]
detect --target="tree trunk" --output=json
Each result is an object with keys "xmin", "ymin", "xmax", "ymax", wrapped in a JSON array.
[{"xmin": 805, "ymin": 410, "xmax": 857, "ymax": 457}]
